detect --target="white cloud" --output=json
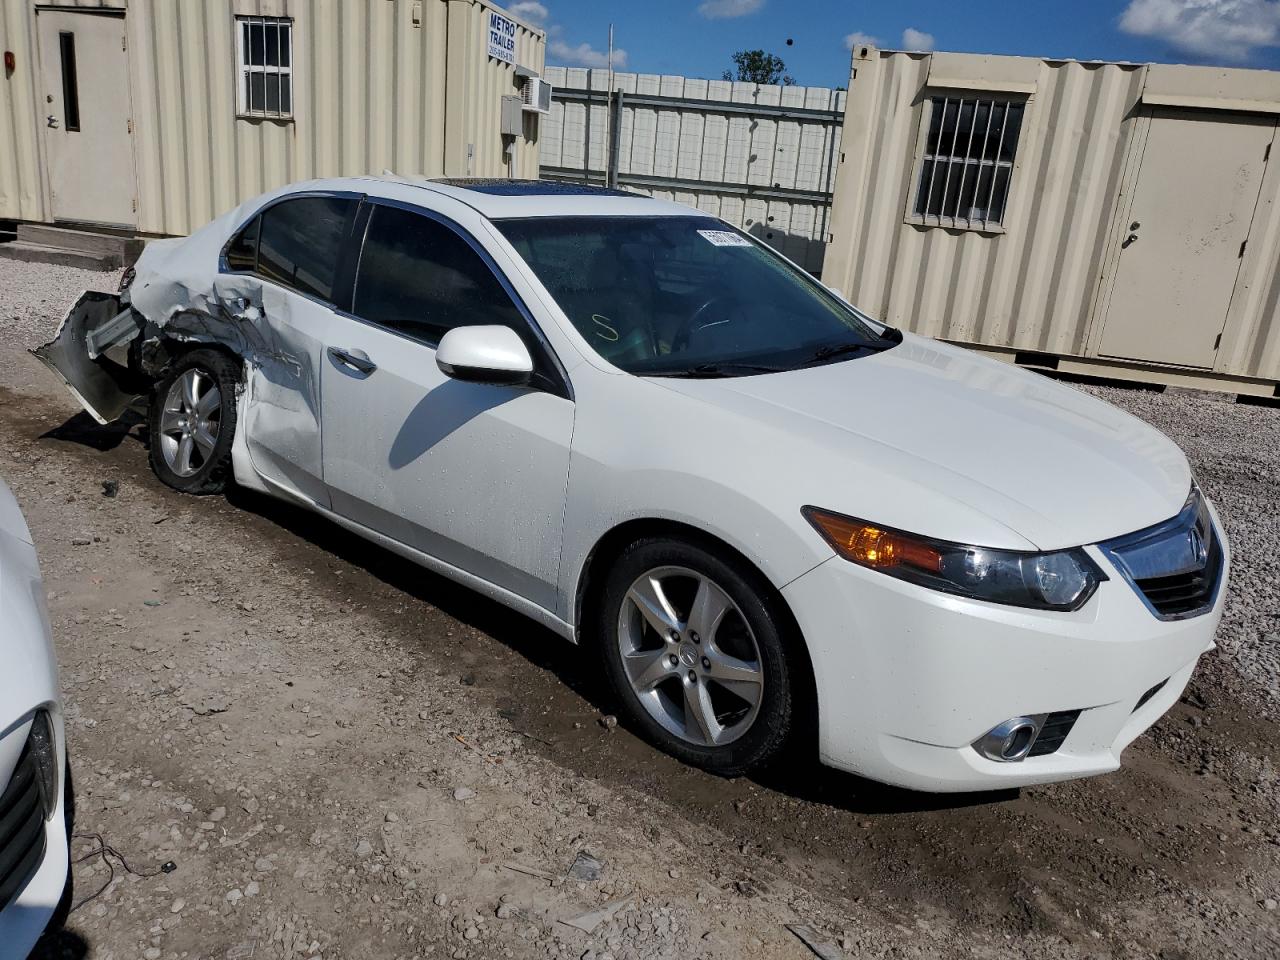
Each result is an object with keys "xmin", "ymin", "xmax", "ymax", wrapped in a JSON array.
[
  {"xmin": 698, "ymin": 0, "xmax": 765, "ymax": 20},
  {"xmin": 844, "ymin": 31, "xmax": 879, "ymax": 50},
  {"xmin": 901, "ymin": 27, "xmax": 936, "ymax": 51},
  {"xmin": 508, "ymin": 1, "xmax": 548, "ymax": 26},
  {"xmin": 549, "ymin": 39, "xmax": 629, "ymax": 69},
  {"xmin": 532, "ymin": 3, "xmax": 628, "ymax": 69},
  {"xmin": 1120, "ymin": 0, "xmax": 1280, "ymax": 61}
]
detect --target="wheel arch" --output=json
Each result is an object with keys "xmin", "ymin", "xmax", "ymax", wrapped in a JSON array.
[
  {"xmin": 572, "ymin": 517, "xmax": 820, "ymax": 746},
  {"xmin": 145, "ymin": 336, "xmax": 248, "ymax": 384}
]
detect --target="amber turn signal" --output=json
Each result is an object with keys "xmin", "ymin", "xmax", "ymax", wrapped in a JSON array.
[{"xmin": 803, "ymin": 507, "xmax": 943, "ymax": 573}]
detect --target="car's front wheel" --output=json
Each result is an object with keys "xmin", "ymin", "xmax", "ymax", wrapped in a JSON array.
[
  {"xmin": 595, "ymin": 537, "xmax": 796, "ymax": 776},
  {"xmin": 147, "ymin": 349, "xmax": 239, "ymax": 495}
]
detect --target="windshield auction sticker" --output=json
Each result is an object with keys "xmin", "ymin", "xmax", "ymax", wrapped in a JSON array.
[{"xmin": 697, "ymin": 230, "xmax": 753, "ymax": 247}]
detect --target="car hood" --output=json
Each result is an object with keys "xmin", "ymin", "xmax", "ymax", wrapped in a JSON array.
[{"xmin": 649, "ymin": 334, "xmax": 1190, "ymax": 550}]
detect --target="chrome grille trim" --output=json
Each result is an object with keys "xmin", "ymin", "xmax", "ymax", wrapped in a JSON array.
[{"xmin": 1097, "ymin": 487, "xmax": 1225, "ymax": 621}]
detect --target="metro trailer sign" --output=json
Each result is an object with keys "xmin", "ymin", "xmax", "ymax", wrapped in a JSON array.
[{"xmin": 487, "ymin": 11, "xmax": 516, "ymax": 64}]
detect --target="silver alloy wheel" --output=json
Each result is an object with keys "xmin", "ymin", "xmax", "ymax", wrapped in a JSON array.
[
  {"xmin": 617, "ymin": 565, "xmax": 764, "ymax": 747},
  {"xmin": 158, "ymin": 368, "xmax": 222, "ymax": 478}
]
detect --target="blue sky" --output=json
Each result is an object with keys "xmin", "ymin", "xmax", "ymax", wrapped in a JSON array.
[{"xmin": 507, "ymin": 0, "xmax": 1280, "ymax": 85}]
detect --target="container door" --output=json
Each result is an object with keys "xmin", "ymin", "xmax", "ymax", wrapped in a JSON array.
[
  {"xmin": 1098, "ymin": 110, "xmax": 1276, "ymax": 369},
  {"xmin": 37, "ymin": 9, "xmax": 136, "ymax": 227}
]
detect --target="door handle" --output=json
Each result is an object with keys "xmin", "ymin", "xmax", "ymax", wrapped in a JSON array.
[
  {"xmin": 328, "ymin": 346, "xmax": 377, "ymax": 376},
  {"xmin": 1122, "ymin": 232, "xmax": 1139, "ymax": 249},
  {"xmin": 47, "ymin": 115, "xmax": 58, "ymax": 128}
]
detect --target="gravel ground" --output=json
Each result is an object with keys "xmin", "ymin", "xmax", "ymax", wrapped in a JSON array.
[
  {"xmin": 0, "ymin": 257, "xmax": 1278, "ymax": 960},
  {"xmin": 1075, "ymin": 382, "xmax": 1280, "ymax": 711}
]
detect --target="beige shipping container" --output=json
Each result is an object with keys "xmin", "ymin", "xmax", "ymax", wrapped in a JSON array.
[
  {"xmin": 0, "ymin": 0, "xmax": 546, "ymax": 237},
  {"xmin": 824, "ymin": 45, "xmax": 1280, "ymax": 397}
]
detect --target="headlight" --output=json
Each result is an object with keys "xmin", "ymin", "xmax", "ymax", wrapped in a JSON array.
[
  {"xmin": 803, "ymin": 507, "xmax": 1105, "ymax": 611},
  {"xmin": 26, "ymin": 709, "xmax": 59, "ymax": 821}
]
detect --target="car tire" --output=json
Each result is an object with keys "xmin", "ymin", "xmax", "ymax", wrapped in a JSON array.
[
  {"xmin": 147, "ymin": 349, "xmax": 239, "ymax": 495},
  {"xmin": 595, "ymin": 536, "xmax": 796, "ymax": 776}
]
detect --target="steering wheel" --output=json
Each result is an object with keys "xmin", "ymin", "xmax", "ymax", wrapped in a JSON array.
[{"xmin": 671, "ymin": 295, "xmax": 738, "ymax": 352}]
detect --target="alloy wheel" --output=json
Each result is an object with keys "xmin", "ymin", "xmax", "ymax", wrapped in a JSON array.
[
  {"xmin": 616, "ymin": 565, "xmax": 764, "ymax": 747},
  {"xmin": 158, "ymin": 368, "xmax": 222, "ymax": 478}
]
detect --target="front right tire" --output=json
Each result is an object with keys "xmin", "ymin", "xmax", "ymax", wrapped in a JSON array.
[{"xmin": 595, "ymin": 536, "xmax": 796, "ymax": 776}]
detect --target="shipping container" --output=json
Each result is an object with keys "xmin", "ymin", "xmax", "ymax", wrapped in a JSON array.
[
  {"xmin": 824, "ymin": 46, "xmax": 1280, "ymax": 396},
  {"xmin": 0, "ymin": 0, "xmax": 546, "ymax": 237}
]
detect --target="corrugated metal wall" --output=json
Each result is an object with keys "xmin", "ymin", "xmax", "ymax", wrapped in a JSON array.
[
  {"xmin": 825, "ymin": 50, "xmax": 1147, "ymax": 357},
  {"xmin": 824, "ymin": 47, "xmax": 1280, "ymax": 385},
  {"xmin": 539, "ymin": 66, "xmax": 844, "ymax": 274},
  {"xmin": 0, "ymin": 0, "xmax": 545, "ymax": 236}
]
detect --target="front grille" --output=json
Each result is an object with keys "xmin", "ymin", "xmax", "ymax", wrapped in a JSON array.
[
  {"xmin": 0, "ymin": 739, "xmax": 48, "ymax": 912},
  {"xmin": 1028, "ymin": 709, "xmax": 1080, "ymax": 757},
  {"xmin": 1099, "ymin": 487, "xmax": 1224, "ymax": 621}
]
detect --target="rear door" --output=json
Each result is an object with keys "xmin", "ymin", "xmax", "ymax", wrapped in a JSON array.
[
  {"xmin": 319, "ymin": 200, "xmax": 575, "ymax": 613},
  {"xmin": 218, "ymin": 193, "xmax": 362, "ymax": 507}
]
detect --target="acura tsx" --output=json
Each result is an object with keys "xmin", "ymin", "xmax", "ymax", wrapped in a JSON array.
[{"xmin": 35, "ymin": 177, "xmax": 1228, "ymax": 791}]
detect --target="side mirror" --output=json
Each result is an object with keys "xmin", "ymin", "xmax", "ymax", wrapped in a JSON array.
[{"xmin": 436, "ymin": 325, "xmax": 534, "ymax": 386}]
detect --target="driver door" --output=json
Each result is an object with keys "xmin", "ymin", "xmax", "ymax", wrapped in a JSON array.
[{"xmin": 319, "ymin": 202, "xmax": 575, "ymax": 614}]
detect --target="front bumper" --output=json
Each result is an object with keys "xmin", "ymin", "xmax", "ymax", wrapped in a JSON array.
[
  {"xmin": 0, "ymin": 709, "xmax": 70, "ymax": 956},
  {"xmin": 783, "ymin": 525, "xmax": 1228, "ymax": 793}
]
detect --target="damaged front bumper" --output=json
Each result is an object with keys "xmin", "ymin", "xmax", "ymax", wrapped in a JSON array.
[{"xmin": 31, "ymin": 291, "xmax": 149, "ymax": 424}]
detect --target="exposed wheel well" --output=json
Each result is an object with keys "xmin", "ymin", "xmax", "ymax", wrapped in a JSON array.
[
  {"xmin": 574, "ymin": 518, "xmax": 819, "ymax": 744},
  {"xmin": 143, "ymin": 338, "xmax": 246, "ymax": 388}
]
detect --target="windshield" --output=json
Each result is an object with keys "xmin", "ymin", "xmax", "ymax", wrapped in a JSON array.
[{"xmin": 495, "ymin": 216, "xmax": 898, "ymax": 376}]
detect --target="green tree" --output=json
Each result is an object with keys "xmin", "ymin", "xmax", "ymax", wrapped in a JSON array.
[{"xmin": 722, "ymin": 49, "xmax": 795, "ymax": 86}]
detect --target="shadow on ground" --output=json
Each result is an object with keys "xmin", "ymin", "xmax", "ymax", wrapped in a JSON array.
[
  {"xmin": 224, "ymin": 484, "xmax": 1015, "ymax": 818},
  {"xmin": 39, "ymin": 410, "xmax": 144, "ymax": 453},
  {"xmin": 29, "ymin": 927, "xmax": 89, "ymax": 960}
]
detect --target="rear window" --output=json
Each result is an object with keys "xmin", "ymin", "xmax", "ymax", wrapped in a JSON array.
[{"xmin": 226, "ymin": 196, "xmax": 357, "ymax": 303}]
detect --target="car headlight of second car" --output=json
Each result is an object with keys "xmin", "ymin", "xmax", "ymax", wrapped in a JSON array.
[{"xmin": 803, "ymin": 506, "xmax": 1105, "ymax": 611}]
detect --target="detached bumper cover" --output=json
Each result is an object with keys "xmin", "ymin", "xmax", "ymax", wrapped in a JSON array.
[{"xmin": 30, "ymin": 290, "xmax": 142, "ymax": 425}]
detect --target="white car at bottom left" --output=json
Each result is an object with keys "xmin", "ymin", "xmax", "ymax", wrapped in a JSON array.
[{"xmin": 0, "ymin": 479, "xmax": 72, "ymax": 957}]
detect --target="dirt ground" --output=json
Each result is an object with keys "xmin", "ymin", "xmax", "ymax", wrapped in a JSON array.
[{"xmin": 2, "ymin": 267, "xmax": 1278, "ymax": 960}]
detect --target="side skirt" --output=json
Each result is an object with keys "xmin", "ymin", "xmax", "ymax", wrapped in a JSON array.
[{"xmin": 244, "ymin": 465, "xmax": 577, "ymax": 643}]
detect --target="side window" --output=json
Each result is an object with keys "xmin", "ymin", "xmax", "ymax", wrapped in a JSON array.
[
  {"xmin": 353, "ymin": 205, "xmax": 524, "ymax": 344},
  {"xmin": 256, "ymin": 196, "xmax": 357, "ymax": 302},
  {"xmin": 225, "ymin": 215, "xmax": 259, "ymax": 272}
]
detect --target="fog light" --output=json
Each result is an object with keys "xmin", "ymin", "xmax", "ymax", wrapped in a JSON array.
[{"xmin": 975, "ymin": 716, "xmax": 1040, "ymax": 763}]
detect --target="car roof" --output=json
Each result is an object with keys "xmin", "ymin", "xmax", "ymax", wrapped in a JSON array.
[{"xmin": 346, "ymin": 175, "xmax": 703, "ymax": 220}]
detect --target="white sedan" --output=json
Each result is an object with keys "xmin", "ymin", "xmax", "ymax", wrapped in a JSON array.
[
  {"xmin": 0, "ymin": 479, "xmax": 72, "ymax": 954},
  {"xmin": 36, "ymin": 177, "xmax": 1227, "ymax": 791}
]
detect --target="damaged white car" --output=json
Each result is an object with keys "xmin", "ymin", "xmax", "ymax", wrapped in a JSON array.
[{"xmin": 36, "ymin": 178, "xmax": 1227, "ymax": 792}]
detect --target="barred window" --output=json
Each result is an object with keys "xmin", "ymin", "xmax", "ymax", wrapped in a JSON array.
[
  {"xmin": 913, "ymin": 96, "xmax": 1025, "ymax": 229},
  {"xmin": 236, "ymin": 17, "xmax": 293, "ymax": 119}
]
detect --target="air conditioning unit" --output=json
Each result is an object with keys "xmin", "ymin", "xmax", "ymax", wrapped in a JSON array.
[{"xmin": 521, "ymin": 77, "xmax": 552, "ymax": 114}]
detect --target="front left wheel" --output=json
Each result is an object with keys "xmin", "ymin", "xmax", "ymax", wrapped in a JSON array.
[
  {"xmin": 147, "ymin": 349, "xmax": 239, "ymax": 495},
  {"xmin": 595, "ymin": 537, "xmax": 797, "ymax": 776}
]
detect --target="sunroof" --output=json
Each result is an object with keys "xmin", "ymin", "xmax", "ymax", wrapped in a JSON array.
[{"xmin": 432, "ymin": 178, "xmax": 634, "ymax": 197}]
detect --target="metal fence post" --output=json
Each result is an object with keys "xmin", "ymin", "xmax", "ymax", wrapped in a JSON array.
[{"xmin": 607, "ymin": 89, "xmax": 624, "ymax": 189}]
